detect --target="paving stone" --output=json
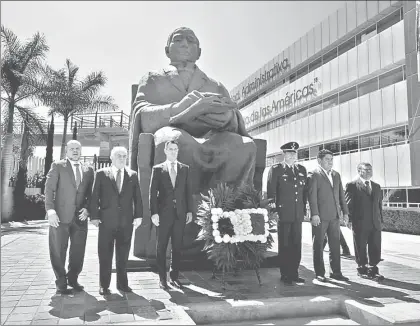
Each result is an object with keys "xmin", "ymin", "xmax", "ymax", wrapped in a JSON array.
[
  {"xmin": 12, "ymin": 306, "xmax": 39, "ymax": 314},
  {"xmin": 18, "ymin": 299, "xmax": 43, "ymax": 307},
  {"xmin": 31, "ymin": 319, "xmax": 59, "ymax": 325},
  {"xmin": 6, "ymin": 312, "xmax": 36, "ymax": 322}
]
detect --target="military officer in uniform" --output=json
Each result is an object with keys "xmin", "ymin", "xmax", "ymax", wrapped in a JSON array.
[{"xmin": 267, "ymin": 141, "xmax": 308, "ymax": 285}]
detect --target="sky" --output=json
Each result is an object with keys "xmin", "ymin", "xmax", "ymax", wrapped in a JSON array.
[
  {"xmin": 2, "ymin": 1, "xmax": 344, "ymax": 113},
  {"xmin": 1, "ymin": 1, "xmax": 343, "ymax": 158}
]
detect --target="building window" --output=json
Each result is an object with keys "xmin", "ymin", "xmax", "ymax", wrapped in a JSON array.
[
  {"xmin": 296, "ymin": 106, "xmax": 309, "ymax": 119},
  {"xmin": 341, "ymin": 137, "xmax": 358, "ymax": 153},
  {"xmin": 289, "ymin": 72, "xmax": 297, "ymax": 83},
  {"xmin": 297, "ymin": 66, "xmax": 309, "ymax": 80},
  {"xmin": 377, "ymin": 8, "xmax": 402, "ymax": 34},
  {"xmin": 309, "ymin": 145, "xmax": 322, "ymax": 159},
  {"xmin": 339, "ymin": 86, "xmax": 357, "ymax": 104},
  {"xmin": 360, "ymin": 132, "xmax": 381, "ymax": 149},
  {"xmin": 324, "ymin": 141, "xmax": 340, "ymax": 154},
  {"xmin": 338, "ymin": 37, "xmax": 356, "ymax": 56},
  {"xmin": 379, "ymin": 66, "xmax": 404, "ymax": 89},
  {"xmin": 323, "ymin": 93, "xmax": 339, "ymax": 110},
  {"xmin": 385, "ymin": 188, "xmax": 407, "ymax": 206},
  {"xmin": 298, "ymin": 147, "xmax": 309, "ymax": 161},
  {"xmin": 408, "ymin": 189, "xmax": 420, "ymax": 206},
  {"xmin": 356, "ymin": 24, "xmax": 377, "ymax": 45},
  {"xmin": 309, "ymin": 100, "xmax": 323, "ymax": 115},
  {"xmin": 358, "ymin": 77, "xmax": 378, "ymax": 97},
  {"xmin": 323, "ymin": 47, "xmax": 338, "ymax": 65},
  {"xmin": 309, "ymin": 56, "xmax": 322, "ymax": 73},
  {"xmin": 381, "ymin": 126, "xmax": 406, "ymax": 146}
]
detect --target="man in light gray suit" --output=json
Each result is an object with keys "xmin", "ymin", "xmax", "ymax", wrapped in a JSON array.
[
  {"xmin": 308, "ymin": 149, "xmax": 349, "ymax": 282},
  {"xmin": 45, "ymin": 140, "xmax": 94, "ymax": 294}
]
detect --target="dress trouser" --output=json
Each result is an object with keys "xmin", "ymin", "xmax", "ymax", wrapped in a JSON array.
[
  {"xmin": 277, "ymin": 221, "xmax": 302, "ymax": 279},
  {"xmin": 352, "ymin": 225, "xmax": 381, "ymax": 268},
  {"xmin": 98, "ymin": 224, "xmax": 133, "ymax": 289},
  {"xmin": 312, "ymin": 219, "xmax": 341, "ymax": 277},
  {"xmin": 323, "ymin": 230, "xmax": 350, "ymax": 253},
  {"xmin": 49, "ymin": 218, "xmax": 88, "ymax": 287},
  {"xmin": 156, "ymin": 207, "xmax": 185, "ymax": 282}
]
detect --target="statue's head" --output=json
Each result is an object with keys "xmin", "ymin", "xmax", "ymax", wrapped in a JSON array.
[{"xmin": 165, "ymin": 27, "xmax": 201, "ymax": 64}]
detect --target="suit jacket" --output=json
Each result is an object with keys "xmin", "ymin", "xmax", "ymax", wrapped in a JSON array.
[
  {"xmin": 345, "ymin": 178, "xmax": 383, "ymax": 230},
  {"xmin": 89, "ymin": 167, "xmax": 143, "ymax": 229},
  {"xmin": 44, "ymin": 159, "xmax": 94, "ymax": 223},
  {"xmin": 307, "ymin": 167, "xmax": 349, "ymax": 221},
  {"xmin": 267, "ymin": 162, "xmax": 308, "ymax": 223},
  {"xmin": 149, "ymin": 161, "xmax": 193, "ymax": 223}
]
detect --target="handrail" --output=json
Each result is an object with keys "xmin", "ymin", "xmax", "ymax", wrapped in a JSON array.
[{"xmin": 70, "ymin": 111, "xmax": 130, "ymax": 130}]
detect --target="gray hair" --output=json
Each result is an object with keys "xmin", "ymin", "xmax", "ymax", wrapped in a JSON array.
[
  {"xmin": 66, "ymin": 140, "xmax": 81, "ymax": 147},
  {"xmin": 357, "ymin": 162, "xmax": 372, "ymax": 171},
  {"xmin": 110, "ymin": 146, "xmax": 128, "ymax": 158}
]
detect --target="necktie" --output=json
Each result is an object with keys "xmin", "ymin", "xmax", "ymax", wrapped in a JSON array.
[
  {"xmin": 116, "ymin": 169, "xmax": 122, "ymax": 193},
  {"xmin": 170, "ymin": 162, "xmax": 176, "ymax": 188},
  {"xmin": 74, "ymin": 163, "xmax": 81, "ymax": 188},
  {"xmin": 365, "ymin": 181, "xmax": 372, "ymax": 195}
]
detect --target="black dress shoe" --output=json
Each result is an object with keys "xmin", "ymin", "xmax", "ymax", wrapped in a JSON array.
[
  {"xmin": 368, "ymin": 272, "xmax": 385, "ymax": 281},
  {"xmin": 330, "ymin": 273, "xmax": 349, "ymax": 281},
  {"xmin": 68, "ymin": 281, "xmax": 84, "ymax": 292},
  {"xmin": 56, "ymin": 286, "xmax": 72, "ymax": 295},
  {"xmin": 316, "ymin": 275, "xmax": 327, "ymax": 282},
  {"xmin": 292, "ymin": 276, "xmax": 305, "ymax": 283},
  {"xmin": 117, "ymin": 285, "xmax": 132, "ymax": 293},
  {"xmin": 159, "ymin": 281, "xmax": 169, "ymax": 290},
  {"xmin": 99, "ymin": 287, "xmax": 111, "ymax": 295},
  {"xmin": 281, "ymin": 277, "xmax": 293, "ymax": 285},
  {"xmin": 170, "ymin": 279, "xmax": 184, "ymax": 289}
]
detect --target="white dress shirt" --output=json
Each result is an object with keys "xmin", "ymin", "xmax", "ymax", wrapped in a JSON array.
[
  {"xmin": 111, "ymin": 165, "xmax": 125, "ymax": 192},
  {"xmin": 165, "ymin": 160, "xmax": 178, "ymax": 175},
  {"xmin": 69, "ymin": 159, "xmax": 83, "ymax": 184},
  {"xmin": 359, "ymin": 176, "xmax": 372, "ymax": 189},
  {"xmin": 319, "ymin": 165, "xmax": 333, "ymax": 186}
]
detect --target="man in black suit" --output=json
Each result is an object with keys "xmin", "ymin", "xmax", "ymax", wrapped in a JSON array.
[
  {"xmin": 267, "ymin": 141, "xmax": 308, "ymax": 285},
  {"xmin": 90, "ymin": 146, "xmax": 143, "ymax": 295},
  {"xmin": 149, "ymin": 140, "xmax": 193, "ymax": 290},
  {"xmin": 345, "ymin": 162, "xmax": 384, "ymax": 281},
  {"xmin": 45, "ymin": 140, "xmax": 94, "ymax": 294},
  {"xmin": 307, "ymin": 149, "xmax": 349, "ymax": 282}
]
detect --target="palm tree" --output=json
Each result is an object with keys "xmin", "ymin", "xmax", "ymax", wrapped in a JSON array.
[
  {"xmin": 1, "ymin": 26, "xmax": 49, "ymax": 221},
  {"xmin": 40, "ymin": 59, "xmax": 118, "ymax": 159}
]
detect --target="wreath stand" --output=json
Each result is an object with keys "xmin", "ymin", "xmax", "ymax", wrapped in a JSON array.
[{"xmin": 210, "ymin": 261, "xmax": 262, "ymax": 290}]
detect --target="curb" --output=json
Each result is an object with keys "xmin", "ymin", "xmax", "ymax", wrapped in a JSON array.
[{"xmin": 183, "ymin": 295, "xmax": 344, "ymax": 324}]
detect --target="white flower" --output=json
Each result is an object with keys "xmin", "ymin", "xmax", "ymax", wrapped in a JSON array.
[
  {"xmin": 215, "ymin": 235, "xmax": 222, "ymax": 243},
  {"xmin": 234, "ymin": 209, "xmax": 241, "ymax": 215},
  {"xmin": 261, "ymin": 237, "xmax": 267, "ymax": 243},
  {"xmin": 211, "ymin": 208, "xmax": 218, "ymax": 215},
  {"xmin": 265, "ymin": 230, "xmax": 270, "ymax": 236},
  {"xmin": 223, "ymin": 234, "xmax": 231, "ymax": 243},
  {"xmin": 212, "ymin": 223, "xmax": 218, "ymax": 230},
  {"xmin": 230, "ymin": 215, "xmax": 238, "ymax": 225},
  {"xmin": 212, "ymin": 230, "xmax": 220, "ymax": 237},
  {"xmin": 211, "ymin": 215, "xmax": 219, "ymax": 223},
  {"xmin": 223, "ymin": 211, "xmax": 229, "ymax": 218},
  {"xmin": 264, "ymin": 215, "xmax": 268, "ymax": 222}
]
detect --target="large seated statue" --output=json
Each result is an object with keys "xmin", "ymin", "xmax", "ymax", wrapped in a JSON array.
[{"xmin": 129, "ymin": 27, "xmax": 266, "ymax": 259}]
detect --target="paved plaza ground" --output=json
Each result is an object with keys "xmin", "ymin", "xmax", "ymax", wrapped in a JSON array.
[{"xmin": 1, "ymin": 221, "xmax": 420, "ymax": 325}]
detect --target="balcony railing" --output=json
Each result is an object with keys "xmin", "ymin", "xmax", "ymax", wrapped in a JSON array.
[{"xmin": 70, "ymin": 111, "xmax": 130, "ymax": 131}]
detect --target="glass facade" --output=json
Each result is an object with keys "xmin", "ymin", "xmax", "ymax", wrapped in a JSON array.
[{"xmin": 231, "ymin": 1, "xmax": 419, "ymax": 208}]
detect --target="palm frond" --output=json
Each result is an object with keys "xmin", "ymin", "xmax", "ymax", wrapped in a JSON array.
[
  {"xmin": 1, "ymin": 26, "xmax": 21, "ymax": 57},
  {"xmin": 65, "ymin": 58, "xmax": 79, "ymax": 86},
  {"xmin": 80, "ymin": 71, "xmax": 106, "ymax": 94}
]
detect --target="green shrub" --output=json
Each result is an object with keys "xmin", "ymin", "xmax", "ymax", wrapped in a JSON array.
[
  {"xmin": 382, "ymin": 208, "xmax": 420, "ymax": 235},
  {"xmin": 17, "ymin": 194, "xmax": 46, "ymax": 221}
]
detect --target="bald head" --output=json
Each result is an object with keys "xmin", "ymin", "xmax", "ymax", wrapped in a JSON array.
[
  {"xmin": 166, "ymin": 27, "xmax": 200, "ymax": 47},
  {"xmin": 165, "ymin": 27, "xmax": 201, "ymax": 63}
]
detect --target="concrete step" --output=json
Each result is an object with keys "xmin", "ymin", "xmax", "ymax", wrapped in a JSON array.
[
  {"xmin": 185, "ymin": 295, "xmax": 345, "ymax": 324},
  {"xmin": 221, "ymin": 314, "xmax": 359, "ymax": 325}
]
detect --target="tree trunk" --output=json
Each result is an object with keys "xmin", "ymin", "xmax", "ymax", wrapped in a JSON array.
[
  {"xmin": 60, "ymin": 116, "xmax": 69, "ymax": 160},
  {"xmin": 1, "ymin": 99, "xmax": 16, "ymax": 222},
  {"xmin": 42, "ymin": 115, "xmax": 54, "ymax": 194},
  {"xmin": 13, "ymin": 123, "xmax": 30, "ymax": 221}
]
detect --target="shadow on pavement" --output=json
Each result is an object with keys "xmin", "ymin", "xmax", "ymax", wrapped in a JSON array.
[{"xmin": 1, "ymin": 225, "xmax": 48, "ymax": 236}]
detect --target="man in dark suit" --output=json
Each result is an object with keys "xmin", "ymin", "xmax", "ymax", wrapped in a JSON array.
[
  {"xmin": 308, "ymin": 149, "xmax": 349, "ymax": 282},
  {"xmin": 149, "ymin": 140, "xmax": 193, "ymax": 290},
  {"xmin": 90, "ymin": 146, "xmax": 143, "ymax": 295},
  {"xmin": 45, "ymin": 140, "xmax": 94, "ymax": 294},
  {"xmin": 267, "ymin": 141, "xmax": 308, "ymax": 285},
  {"xmin": 345, "ymin": 162, "xmax": 384, "ymax": 281}
]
